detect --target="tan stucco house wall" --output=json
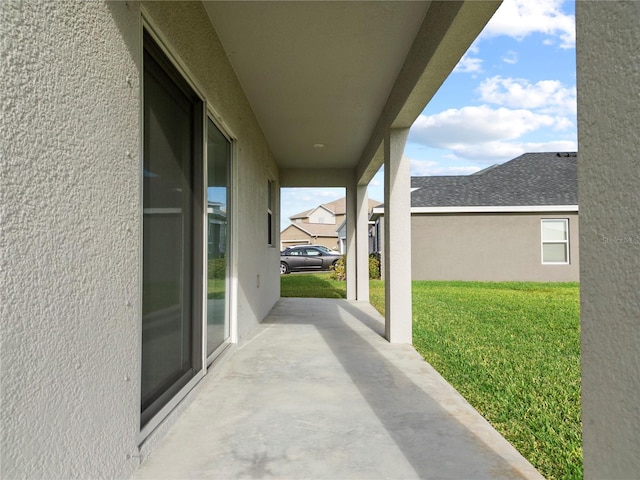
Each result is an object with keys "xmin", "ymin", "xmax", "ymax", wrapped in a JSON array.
[
  {"xmin": 280, "ymin": 224, "xmax": 340, "ymax": 251},
  {"xmin": 409, "ymin": 213, "xmax": 579, "ymax": 282}
]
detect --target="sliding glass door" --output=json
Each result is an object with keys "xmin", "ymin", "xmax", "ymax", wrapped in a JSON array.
[
  {"xmin": 141, "ymin": 31, "xmax": 203, "ymax": 427},
  {"xmin": 141, "ymin": 28, "xmax": 233, "ymax": 431},
  {"xmin": 206, "ymin": 118, "xmax": 230, "ymax": 357}
]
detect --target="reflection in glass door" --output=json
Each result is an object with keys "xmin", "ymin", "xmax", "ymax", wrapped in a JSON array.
[
  {"xmin": 141, "ymin": 31, "xmax": 203, "ymax": 427},
  {"xmin": 206, "ymin": 118, "xmax": 230, "ymax": 357}
]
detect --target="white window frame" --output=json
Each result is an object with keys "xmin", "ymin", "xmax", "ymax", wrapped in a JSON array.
[
  {"xmin": 541, "ymin": 218, "xmax": 570, "ymax": 265},
  {"xmin": 204, "ymin": 112, "xmax": 236, "ymax": 367},
  {"xmin": 267, "ymin": 179, "xmax": 276, "ymax": 246}
]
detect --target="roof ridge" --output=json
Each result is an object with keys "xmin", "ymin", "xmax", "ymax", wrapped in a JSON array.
[{"xmin": 408, "ymin": 151, "xmax": 578, "ymax": 208}]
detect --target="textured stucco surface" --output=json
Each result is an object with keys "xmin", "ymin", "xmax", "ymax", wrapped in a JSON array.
[
  {"xmin": 576, "ymin": 2, "xmax": 640, "ymax": 478},
  {"xmin": 383, "ymin": 129, "xmax": 412, "ymax": 343},
  {"xmin": 410, "ymin": 213, "xmax": 580, "ymax": 282},
  {"xmin": 1, "ymin": 1, "xmax": 141, "ymax": 478}
]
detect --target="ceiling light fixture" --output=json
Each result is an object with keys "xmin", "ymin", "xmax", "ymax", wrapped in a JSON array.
[{"xmin": 313, "ymin": 143, "xmax": 325, "ymax": 149}]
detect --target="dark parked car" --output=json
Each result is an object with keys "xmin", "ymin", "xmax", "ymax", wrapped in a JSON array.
[{"xmin": 280, "ymin": 246, "xmax": 342, "ymax": 274}]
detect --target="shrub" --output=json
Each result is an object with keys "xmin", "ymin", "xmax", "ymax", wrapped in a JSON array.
[
  {"xmin": 369, "ymin": 254, "xmax": 381, "ymax": 279},
  {"xmin": 329, "ymin": 254, "xmax": 380, "ymax": 281},
  {"xmin": 208, "ymin": 258, "xmax": 226, "ymax": 280},
  {"xmin": 329, "ymin": 255, "xmax": 346, "ymax": 281}
]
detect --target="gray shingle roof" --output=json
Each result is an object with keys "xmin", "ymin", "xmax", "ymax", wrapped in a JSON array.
[{"xmin": 410, "ymin": 152, "xmax": 577, "ymax": 207}]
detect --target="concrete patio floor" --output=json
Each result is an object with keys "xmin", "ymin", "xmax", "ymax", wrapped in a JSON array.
[{"xmin": 135, "ymin": 298, "xmax": 544, "ymax": 480}]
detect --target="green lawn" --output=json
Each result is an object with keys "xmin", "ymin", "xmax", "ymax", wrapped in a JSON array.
[
  {"xmin": 282, "ymin": 275, "xmax": 582, "ymax": 479},
  {"xmin": 406, "ymin": 281, "xmax": 581, "ymax": 480},
  {"xmin": 280, "ymin": 272, "xmax": 346, "ymax": 298},
  {"xmin": 208, "ymin": 278, "xmax": 226, "ymax": 299}
]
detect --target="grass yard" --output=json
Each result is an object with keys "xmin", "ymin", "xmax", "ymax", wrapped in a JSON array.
[
  {"xmin": 208, "ymin": 279, "xmax": 226, "ymax": 299},
  {"xmin": 280, "ymin": 272, "xmax": 346, "ymax": 298},
  {"xmin": 283, "ymin": 275, "xmax": 582, "ymax": 479},
  {"xmin": 405, "ymin": 281, "xmax": 582, "ymax": 480}
]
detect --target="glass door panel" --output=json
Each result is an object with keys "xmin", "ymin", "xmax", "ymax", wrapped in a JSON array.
[
  {"xmin": 206, "ymin": 118, "xmax": 230, "ymax": 357},
  {"xmin": 141, "ymin": 33, "xmax": 202, "ymax": 426}
]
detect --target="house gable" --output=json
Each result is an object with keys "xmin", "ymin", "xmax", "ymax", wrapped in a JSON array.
[
  {"xmin": 281, "ymin": 223, "xmax": 314, "ymax": 238},
  {"xmin": 307, "ymin": 205, "xmax": 336, "ymax": 224}
]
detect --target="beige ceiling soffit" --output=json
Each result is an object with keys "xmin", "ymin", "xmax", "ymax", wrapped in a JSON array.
[
  {"xmin": 355, "ymin": 1, "xmax": 502, "ymax": 185},
  {"xmin": 280, "ymin": 168, "xmax": 355, "ymax": 188}
]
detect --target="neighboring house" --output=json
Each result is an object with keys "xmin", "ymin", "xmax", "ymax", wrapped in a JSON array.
[
  {"xmin": 281, "ymin": 197, "xmax": 380, "ymax": 252},
  {"xmin": 336, "ymin": 219, "xmax": 347, "ymax": 253},
  {"xmin": 207, "ymin": 201, "xmax": 227, "ymax": 259},
  {"xmin": 371, "ymin": 152, "xmax": 579, "ymax": 282}
]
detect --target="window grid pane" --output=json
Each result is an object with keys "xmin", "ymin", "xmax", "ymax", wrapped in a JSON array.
[
  {"xmin": 541, "ymin": 219, "xmax": 569, "ymax": 264},
  {"xmin": 542, "ymin": 220, "xmax": 568, "ymax": 241},
  {"xmin": 543, "ymin": 243, "xmax": 568, "ymax": 263}
]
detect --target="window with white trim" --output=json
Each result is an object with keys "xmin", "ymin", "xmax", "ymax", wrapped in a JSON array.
[{"xmin": 541, "ymin": 219, "xmax": 569, "ymax": 264}]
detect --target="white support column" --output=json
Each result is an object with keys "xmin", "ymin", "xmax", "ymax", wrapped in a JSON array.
[
  {"xmin": 383, "ymin": 128, "xmax": 411, "ymax": 343},
  {"xmin": 345, "ymin": 184, "xmax": 357, "ymax": 300},
  {"xmin": 356, "ymin": 185, "xmax": 369, "ymax": 301}
]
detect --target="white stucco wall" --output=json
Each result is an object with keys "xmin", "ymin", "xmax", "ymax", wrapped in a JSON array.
[
  {"xmin": 1, "ymin": 2, "xmax": 141, "ymax": 478},
  {"xmin": 1, "ymin": 1, "xmax": 280, "ymax": 478},
  {"xmin": 576, "ymin": 2, "xmax": 640, "ymax": 478}
]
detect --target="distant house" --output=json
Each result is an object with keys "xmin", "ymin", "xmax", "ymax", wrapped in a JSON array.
[
  {"xmin": 207, "ymin": 201, "xmax": 227, "ymax": 259},
  {"xmin": 281, "ymin": 197, "xmax": 380, "ymax": 252},
  {"xmin": 370, "ymin": 152, "xmax": 579, "ymax": 282}
]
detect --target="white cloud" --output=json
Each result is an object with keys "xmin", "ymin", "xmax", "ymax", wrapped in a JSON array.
[
  {"xmin": 501, "ymin": 50, "xmax": 518, "ymax": 64},
  {"xmin": 454, "ymin": 54, "xmax": 483, "ymax": 74},
  {"xmin": 281, "ymin": 187, "xmax": 343, "ymax": 202},
  {"xmin": 409, "ymin": 157, "xmax": 481, "ymax": 176},
  {"xmin": 483, "ymin": 0, "xmax": 575, "ymax": 49},
  {"xmin": 408, "ymin": 104, "xmax": 576, "ymax": 164},
  {"xmin": 553, "ymin": 116, "xmax": 574, "ymax": 131},
  {"xmin": 478, "ymin": 76, "xmax": 577, "ymax": 115},
  {"xmin": 410, "ymin": 105, "xmax": 569, "ymax": 147},
  {"xmin": 448, "ymin": 139, "xmax": 577, "ymax": 163}
]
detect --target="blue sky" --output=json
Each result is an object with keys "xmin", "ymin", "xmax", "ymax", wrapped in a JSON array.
[{"xmin": 281, "ymin": 0, "xmax": 577, "ymax": 229}]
